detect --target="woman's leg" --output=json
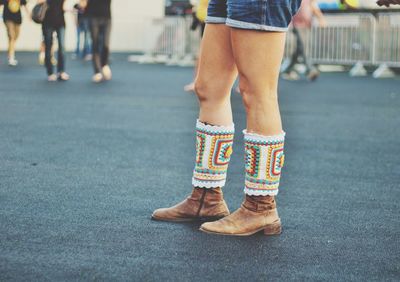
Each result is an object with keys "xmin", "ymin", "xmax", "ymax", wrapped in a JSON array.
[
  {"xmin": 232, "ymin": 29, "xmax": 285, "ymax": 135},
  {"xmin": 200, "ymin": 29, "xmax": 287, "ymax": 236},
  {"xmin": 152, "ymin": 24, "xmax": 238, "ymax": 222},
  {"xmin": 192, "ymin": 24, "xmax": 238, "ymax": 188},
  {"xmin": 5, "ymin": 21, "xmax": 18, "ymax": 63},
  {"xmin": 195, "ymin": 24, "xmax": 238, "ymax": 126}
]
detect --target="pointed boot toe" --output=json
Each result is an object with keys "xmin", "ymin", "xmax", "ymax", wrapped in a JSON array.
[
  {"xmin": 152, "ymin": 187, "xmax": 229, "ymax": 222},
  {"xmin": 199, "ymin": 217, "xmax": 236, "ymax": 235},
  {"xmin": 151, "ymin": 208, "xmax": 171, "ymax": 221},
  {"xmin": 199, "ymin": 221, "xmax": 216, "ymax": 233},
  {"xmin": 151, "ymin": 205, "xmax": 195, "ymax": 222}
]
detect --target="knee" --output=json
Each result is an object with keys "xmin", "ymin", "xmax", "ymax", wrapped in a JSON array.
[
  {"xmin": 194, "ymin": 79, "xmax": 213, "ymax": 104},
  {"xmin": 194, "ymin": 77, "xmax": 231, "ymax": 105},
  {"xmin": 239, "ymin": 78, "xmax": 278, "ymax": 112}
]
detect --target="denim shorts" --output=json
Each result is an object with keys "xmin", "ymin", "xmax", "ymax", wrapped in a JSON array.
[{"xmin": 206, "ymin": 0, "xmax": 302, "ymax": 32}]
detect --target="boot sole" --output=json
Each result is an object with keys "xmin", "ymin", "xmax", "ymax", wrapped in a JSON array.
[
  {"xmin": 199, "ymin": 220, "xmax": 282, "ymax": 236},
  {"xmin": 151, "ymin": 214, "xmax": 228, "ymax": 223}
]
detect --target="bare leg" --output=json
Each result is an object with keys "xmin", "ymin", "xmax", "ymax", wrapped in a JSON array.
[
  {"xmin": 8, "ymin": 39, "xmax": 16, "ymax": 59},
  {"xmin": 231, "ymin": 29, "xmax": 286, "ymax": 135},
  {"xmin": 152, "ymin": 24, "xmax": 238, "ymax": 222},
  {"xmin": 199, "ymin": 29, "xmax": 287, "ymax": 236},
  {"xmin": 195, "ymin": 24, "xmax": 238, "ymax": 126},
  {"xmin": 5, "ymin": 21, "xmax": 20, "ymax": 64}
]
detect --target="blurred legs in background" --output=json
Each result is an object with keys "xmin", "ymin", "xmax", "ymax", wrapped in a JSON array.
[
  {"xmin": 90, "ymin": 17, "xmax": 112, "ymax": 83},
  {"xmin": 39, "ymin": 40, "xmax": 57, "ymax": 66},
  {"xmin": 39, "ymin": 41, "xmax": 45, "ymax": 65},
  {"xmin": 184, "ymin": 5, "xmax": 207, "ymax": 93},
  {"xmin": 183, "ymin": 23, "xmax": 205, "ymax": 93},
  {"xmin": 74, "ymin": 17, "xmax": 92, "ymax": 60},
  {"xmin": 43, "ymin": 26, "xmax": 69, "ymax": 81},
  {"xmin": 282, "ymin": 27, "xmax": 319, "ymax": 81},
  {"xmin": 5, "ymin": 20, "xmax": 21, "ymax": 66}
]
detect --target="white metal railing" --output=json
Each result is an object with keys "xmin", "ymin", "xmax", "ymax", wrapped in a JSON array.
[
  {"xmin": 284, "ymin": 14, "xmax": 377, "ymax": 65},
  {"xmin": 135, "ymin": 13, "xmax": 400, "ymax": 76},
  {"xmin": 134, "ymin": 17, "xmax": 200, "ymax": 65},
  {"xmin": 375, "ymin": 13, "xmax": 400, "ymax": 67},
  {"xmin": 313, "ymin": 14, "xmax": 376, "ymax": 65}
]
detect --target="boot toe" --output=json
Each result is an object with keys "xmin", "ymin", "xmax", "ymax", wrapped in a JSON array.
[
  {"xmin": 151, "ymin": 207, "xmax": 195, "ymax": 222},
  {"xmin": 200, "ymin": 221, "xmax": 232, "ymax": 234},
  {"xmin": 151, "ymin": 208, "xmax": 170, "ymax": 220},
  {"xmin": 199, "ymin": 222, "xmax": 216, "ymax": 232},
  {"xmin": 151, "ymin": 208, "xmax": 176, "ymax": 220}
]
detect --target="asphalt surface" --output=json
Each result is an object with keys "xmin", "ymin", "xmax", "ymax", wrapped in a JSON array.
[{"xmin": 0, "ymin": 53, "xmax": 399, "ymax": 281}]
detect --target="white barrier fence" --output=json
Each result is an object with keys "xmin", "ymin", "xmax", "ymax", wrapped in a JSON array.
[
  {"xmin": 133, "ymin": 17, "xmax": 201, "ymax": 66},
  {"xmin": 297, "ymin": 14, "xmax": 375, "ymax": 65},
  {"xmin": 132, "ymin": 13, "xmax": 400, "ymax": 77},
  {"xmin": 374, "ymin": 13, "xmax": 400, "ymax": 68}
]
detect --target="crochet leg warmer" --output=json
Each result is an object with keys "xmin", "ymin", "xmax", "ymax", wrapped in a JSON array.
[
  {"xmin": 192, "ymin": 120, "xmax": 235, "ymax": 188},
  {"xmin": 244, "ymin": 130, "xmax": 285, "ymax": 196}
]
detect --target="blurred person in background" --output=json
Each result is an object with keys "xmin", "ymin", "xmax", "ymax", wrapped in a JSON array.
[
  {"xmin": 86, "ymin": 0, "xmax": 112, "ymax": 83},
  {"xmin": 184, "ymin": 0, "xmax": 208, "ymax": 92},
  {"xmin": 153, "ymin": 0, "xmax": 302, "ymax": 236},
  {"xmin": 0, "ymin": 0, "xmax": 30, "ymax": 66},
  {"xmin": 376, "ymin": 0, "xmax": 400, "ymax": 5},
  {"xmin": 281, "ymin": 0, "xmax": 326, "ymax": 81},
  {"xmin": 41, "ymin": 0, "xmax": 69, "ymax": 81},
  {"xmin": 73, "ymin": 0, "xmax": 91, "ymax": 61}
]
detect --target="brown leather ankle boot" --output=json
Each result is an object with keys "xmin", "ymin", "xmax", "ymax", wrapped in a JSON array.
[
  {"xmin": 152, "ymin": 187, "xmax": 230, "ymax": 222},
  {"xmin": 199, "ymin": 195, "xmax": 281, "ymax": 236}
]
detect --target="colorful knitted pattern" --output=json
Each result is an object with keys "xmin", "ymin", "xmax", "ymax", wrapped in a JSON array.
[
  {"xmin": 192, "ymin": 120, "xmax": 235, "ymax": 188},
  {"xmin": 244, "ymin": 130, "xmax": 285, "ymax": 196}
]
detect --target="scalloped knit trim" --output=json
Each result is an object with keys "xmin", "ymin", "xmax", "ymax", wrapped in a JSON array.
[
  {"xmin": 197, "ymin": 119, "xmax": 235, "ymax": 132},
  {"xmin": 244, "ymin": 187, "xmax": 278, "ymax": 196},
  {"xmin": 243, "ymin": 130, "xmax": 285, "ymax": 143},
  {"xmin": 193, "ymin": 178, "xmax": 226, "ymax": 189}
]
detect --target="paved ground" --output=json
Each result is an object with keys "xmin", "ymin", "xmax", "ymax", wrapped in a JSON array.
[{"xmin": 0, "ymin": 53, "xmax": 399, "ymax": 281}]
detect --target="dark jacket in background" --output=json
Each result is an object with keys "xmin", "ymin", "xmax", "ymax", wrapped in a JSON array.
[
  {"xmin": 43, "ymin": 0, "xmax": 65, "ymax": 28},
  {"xmin": 86, "ymin": 0, "xmax": 111, "ymax": 19}
]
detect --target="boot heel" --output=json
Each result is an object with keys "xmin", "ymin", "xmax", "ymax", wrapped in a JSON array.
[{"xmin": 263, "ymin": 220, "xmax": 282, "ymax": 236}]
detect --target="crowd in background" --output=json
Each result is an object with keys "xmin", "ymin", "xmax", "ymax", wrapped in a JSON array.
[
  {"xmin": 0, "ymin": 0, "xmax": 328, "ymax": 87},
  {"xmin": 0, "ymin": 0, "xmax": 112, "ymax": 83},
  {"xmin": 1, "ymin": 0, "xmax": 399, "ymax": 84}
]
